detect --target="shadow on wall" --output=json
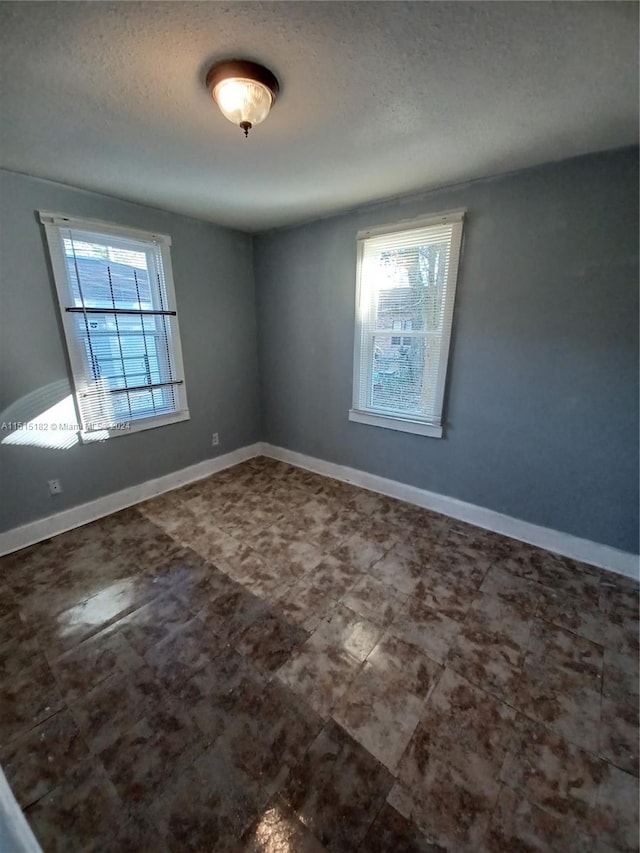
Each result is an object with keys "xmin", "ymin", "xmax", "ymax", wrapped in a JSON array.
[{"xmin": 0, "ymin": 380, "xmax": 107, "ymax": 450}]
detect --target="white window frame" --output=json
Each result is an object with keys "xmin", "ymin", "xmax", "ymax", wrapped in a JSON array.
[
  {"xmin": 39, "ymin": 211, "xmax": 190, "ymax": 441},
  {"xmin": 349, "ymin": 209, "xmax": 465, "ymax": 438}
]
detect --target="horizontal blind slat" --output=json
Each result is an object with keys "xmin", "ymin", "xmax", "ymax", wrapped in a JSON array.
[
  {"xmin": 80, "ymin": 379, "xmax": 184, "ymax": 397},
  {"xmin": 361, "ymin": 225, "xmax": 454, "ymax": 254},
  {"xmin": 65, "ymin": 307, "xmax": 177, "ymax": 316}
]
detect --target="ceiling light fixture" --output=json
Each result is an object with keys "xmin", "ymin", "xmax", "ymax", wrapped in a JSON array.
[{"xmin": 205, "ymin": 59, "xmax": 279, "ymax": 138}]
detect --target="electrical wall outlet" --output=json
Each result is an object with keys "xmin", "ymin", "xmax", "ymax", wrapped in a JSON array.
[
  {"xmin": 211, "ymin": 432, "xmax": 219, "ymax": 447},
  {"xmin": 48, "ymin": 479, "xmax": 62, "ymax": 496}
]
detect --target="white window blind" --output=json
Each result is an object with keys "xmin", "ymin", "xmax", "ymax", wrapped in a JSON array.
[
  {"xmin": 40, "ymin": 212, "xmax": 189, "ymax": 438},
  {"xmin": 350, "ymin": 210, "xmax": 464, "ymax": 438}
]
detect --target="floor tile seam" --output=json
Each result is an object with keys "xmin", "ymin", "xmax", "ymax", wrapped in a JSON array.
[
  {"xmin": 311, "ymin": 568, "xmax": 364, "ymax": 602},
  {"xmin": 305, "ymin": 650, "xmax": 367, "ymax": 721},
  {"xmin": 518, "ymin": 615, "xmax": 607, "ymax": 695},
  {"xmin": 422, "ymin": 699, "xmax": 516, "ymax": 775},
  {"xmin": 0, "ymin": 696, "xmax": 70, "ymax": 756},
  {"xmin": 377, "ymin": 710, "xmax": 426, "ymax": 782},
  {"xmin": 503, "ymin": 692, "xmax": 605, "ymax": 761},
  {"xmin": 329, "ymin": 662, "xmax": 426, "ymax": 741},
  {"xmin": 16, "ymin": 703, "xmax": 102, "ymax": 812},
  {"xmin": 527, "ymin": 570, "xmax": 602, "ymax": 606},
  {"xmin": 388, "ymin": 697, "xmax": 617, "ymax": 848},
  {"xmin": 358, "ymin": 629, "xmax": 442, "ymax": 702},
  {"xmin": 364, "ymin": 553, "xmax": 417, "ymax": 599},
  {"xmin": 14, "ymin": 779, "xmax": 57, "ymax": 813},
  {"xmin": 351, "ymin": 794, "xmax": 393, "ymax": 852},
  {"xmin": 596, "ymin": 748, "xmax": 640, "ymax": 780},
  {"xmin": 112, "ymin": 728, "xmax": 207, "ymax": 816},
  {"xmin": 488, "ymin": 767, "xmax": 631, "ymax": 847},
  {"xmin": 20, "ymin": 752, "xmax": 118, "ymax": 819},
  {"xmin": 67, "ymin": 657, "xmax": 194, "ymax": 749},
  {"xmin": 97, "ymin": 744, "xmax": 186, "ymax": 828},
  {"xmin": 322, "ymin": 714, "xmax": 397, "ymax": 787},
  {"xmin": 391, "ymin": 772, "xmax": 499, "ymax": 852},
  {"xmin": 6, "ymin": 624, "xmax": 53, "ymax": 665},
  {"xmin": 20, "ymin": 601, "xmax": 106, "ymax": 650},
  {"xmin": 0, "ymin": 683, "xmax": 69, "ymax": 740},
  {"xmin": 342, "ymin": 583, "xmax": 408, "ymax": 629},
  {"xmin": 320, "ymin": 530, "xmax": 393, "ymax": 562},
  {"xmin": 279, "ymin": 588, "xmax": 344, "ymax": 627},
  {"xmin": 47, "ymin": 654, "xmax": 121, "ymax": 714},
  {"xmin": 441, "ymin": 642, "xmax": 606, "ymax": 752},
  {"xmin": 216, "ymin": 513, "xmax": 289, "ymax": 541},
  {"xmin": 139, "ymin": 607, "xmax": 211, "ymax": 662},
  {"xmin": 480, "ymin": 779, "xmax": 524, "ymax": 848},
  {"xmin": 65, "ymin": 678, "xmax": 136, "ymax": 752},
  {"xmin": 331, "ymin": 633, "xmax": 369, "ymax": 673},
  {"xmin": 267, "ymin": 711, "xmax": 370, "ymax": 835},
  {"xmin": 505, "ymin": 699, "xmax": 616, "ymax": 772},
  {"xmin": 394, "ymin": 585, "xmax": 470, "ymax": 634},
  {"xmin": 439, "ymin": 649, "xmax": 524, "ymax": 722},
  {"xmin": 229, "ymin": 617, "xmax": 309, "ymax": 670},
  {"xmin": 451, "ymin": 591, "xmax": 537, "ymax": 662},
  {"xmin": 306, "ymin": 528, "xmax": 356, "ymax": 554}
]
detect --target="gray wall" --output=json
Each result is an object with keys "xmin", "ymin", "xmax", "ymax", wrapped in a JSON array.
[
  {"xmin": 0, "ymin": 170, "xmax": 261, "ymax": 532},
  {"xmin": 254, "ymin": 148, "xmax": 639, "ymax": 554},
  {"xmin": 2, "ymin": 150, "xmax": 638, "ymax": 554}
]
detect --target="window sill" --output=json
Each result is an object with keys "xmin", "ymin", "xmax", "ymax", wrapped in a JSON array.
[
  {"xmin": 348, "ymin": 408, "xmax": 443, "ymax": 438},
  {"xmin": 81, "ymin": 409, "xmax": 190, "ymax": 443}
]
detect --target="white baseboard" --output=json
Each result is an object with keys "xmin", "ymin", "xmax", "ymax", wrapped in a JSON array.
[
  {"xmin": 2, "ymin": 439, "xmax": 637, "ymax": 582},
  {"xmin": 262, "ymin": 443, "xmax": 639, "ymax": 582},
  {"xmin": 0, "ymin": 443, "xmax": 262, "ymax": 558}
]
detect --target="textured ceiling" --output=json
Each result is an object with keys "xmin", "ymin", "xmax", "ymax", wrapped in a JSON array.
[{"xmin": 0, "ymin": 1, "xmax": 637, "ymax": 232}]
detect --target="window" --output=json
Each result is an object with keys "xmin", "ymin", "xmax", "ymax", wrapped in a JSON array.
[
  {"xmin": 40, "ymin": 212, "xmax": 189, "ymax": 439},
  {"xmin": 350, "ymin": 210, "xmax": 464, "ymax": 438}
]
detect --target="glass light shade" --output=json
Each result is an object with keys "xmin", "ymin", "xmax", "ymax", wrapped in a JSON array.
[{"xmin": 213, "ymin": 78, "xmax": 274, "ymax": 128}]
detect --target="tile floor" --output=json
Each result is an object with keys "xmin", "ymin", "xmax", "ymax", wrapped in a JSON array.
[{"xmin": 0, "ymin": 456, "xmax": 638, "ymax": 851}]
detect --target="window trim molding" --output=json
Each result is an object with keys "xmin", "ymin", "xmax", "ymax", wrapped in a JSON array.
[
  {"xmin": 39, "ymin": 211, "xmax": 188, "ymax": 441},
  {"xmin": 351, "ymin": 209, "xmax": 465, "ymax": 438},
  {"xmin": 38, "ymin": 210, "xmax": 172, "ymax": 246},
  {"xmin": 348, "ymin": 408, "xmax": 443, "ymax": 438},
  {"xmin": 83, "ymin": 408, "xmax": 190, "ymax": 442},
  {"xmin": 356, "ymin": 208, "xmax": 465, "ymax": 240}
]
